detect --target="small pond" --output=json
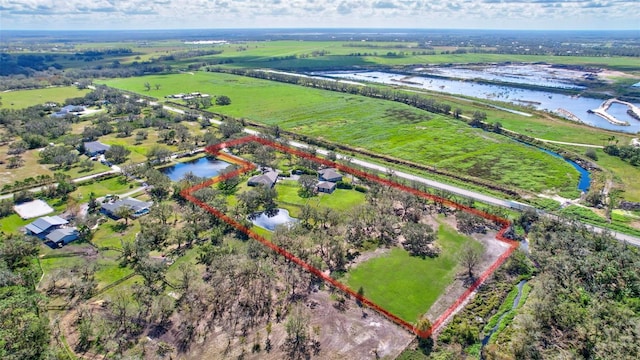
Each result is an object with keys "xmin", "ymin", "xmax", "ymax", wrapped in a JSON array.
[
  {"xmin": 160, "ymin": 156, "xmax": 231, "ymax": 181},
  {"xmin": 251, "ymin": 208, "xmax": 298, "ymax": 231}
]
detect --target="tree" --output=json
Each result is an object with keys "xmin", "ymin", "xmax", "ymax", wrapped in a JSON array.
[
  {"xmin": 460, "ymin": 244, "xmax": 483, "ymax": 278},
  {"xmin": 104, "ymin": 144, "xmax": 131, "ymax": 164},
  {"xmin": 146, "ymin": 145, "xmax": 172, "ymax": 164},
  {"xmin": 254, "ymin": 145, "xmax": 276, "ymax": 169},
  {"xmin": 215, "ymin": 95, "xmax": 231, "ymax": 106},
  {"xmin": 471, "ymin": 111, "xmax": 487, "ymax": 127},
  {"xmin": 219, "ymin": 118, "xmax": 243, "ymax": 139},
  {"xmin": 298, "ymin": 174, "xmax": 317, "ymax": 198},
  {"xmin": 144, "ymin": 82, "xmax": 151, "ymax": 91},
  {"xmin": 6, "ymin": 155, "xmax": 24, "ymax": 169},
  {"xmin": 78, "ymin": 158, "xmax": 94, "ymax": 172},
  {"xmin": 282, "ymin": 303, "xmax": 320, "ymax": 359},
  {"xmin": 154, "ymin": 84, "xmax": 161, "ymax": 90},
  {"xmin": 402, "ymin": 222, "xmax": 439, "ymax": 258},
  {"xmin": 115, "ymin": 205, "xmax": 134, "ymax": 225}
]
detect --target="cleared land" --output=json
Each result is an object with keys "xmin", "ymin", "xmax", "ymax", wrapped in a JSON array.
[
  {"xmin": 101, "ymin": 72, "xmax": 580, "ymax": 194},
  {"xmin": 0, "ymin": 86, "xmax": 89, "ymax": 109},
  {"xmin": 344, "ymin": 222, "xmax": 483, "ymax": 323}
]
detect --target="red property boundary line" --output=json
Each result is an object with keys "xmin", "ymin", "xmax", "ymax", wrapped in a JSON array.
[{"xmin": 180, "ymin": 135, "xmax": 518, "ymax": 339}]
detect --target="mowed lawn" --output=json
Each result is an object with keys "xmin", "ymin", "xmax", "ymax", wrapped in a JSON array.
[
  {"xmin": 0, "ymin": 86, "xmax": 89, "ymax": 109},
  {"xmin": 344, "ymin": 222, "xmax": 483, "ymax": 323},
  {"xmin": 275, "ymin": 180, "xmax": 365, "ymax": 217},
  {"xmin": 102, "ymin": 72, "xmax": 579, "ymax": 193}
]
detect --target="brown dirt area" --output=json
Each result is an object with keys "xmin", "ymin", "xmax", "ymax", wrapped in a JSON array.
[
  {"xmin": 182, "ymin": 290, "xmax": 414, "ymax": 360},
  {"xmin": 598, "ymin": 69, "xmax": 640, "ymax": 83}
]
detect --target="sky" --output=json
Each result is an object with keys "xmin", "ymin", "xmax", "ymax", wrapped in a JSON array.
[{"xmin": 1, "ymin": 0, "xmax": 639, "ymax": 31}]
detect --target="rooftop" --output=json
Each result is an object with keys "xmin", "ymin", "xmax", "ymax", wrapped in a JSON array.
[{"xmin": 25, "ymin": 215, "xmax": 68, "ymax": 235}]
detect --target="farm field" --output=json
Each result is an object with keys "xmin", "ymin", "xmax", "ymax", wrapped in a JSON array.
[
  {"xmin": 101, "ymin": 72, "xmax": 580, "ymax": 194},
  {"xmin": 165, "ymin": 40, "xmax": 640, "ymax": 71},
  {"xmin": 0, "ymin": 86, "xmax": 89, "ymax": 109}
]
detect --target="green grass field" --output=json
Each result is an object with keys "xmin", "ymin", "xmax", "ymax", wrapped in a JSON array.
[
  {"xmin": 344, "ymin": 221, "xmax": 483, "ymax": 323},
  {"xmin": 275, "ymin": 180, "xmax": 365, "ymax": 217},
  {"xmin": 71, "ymin": 176, "xmax": 133, "ymax": 200},
  {"xmin": 92, "ymin": 219, "xmax": 141, "ymax": 250},
  {"xmin": 101, "ymin": 72, "xmax": 580, "ymax": 194},
  {"xmin": 165, "ymin": 40, "xmax": 640, "ymax": 71},
  {"xmin": 0, "ymin": 86, "xmax": 89, "ymax": 109}
]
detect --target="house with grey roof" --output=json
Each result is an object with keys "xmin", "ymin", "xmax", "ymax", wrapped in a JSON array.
[
  {"xmin": 318, "ymin": 168, "xmax": 343, "ymax": 183},
  {"xmin": 84, "ymin": 141, "xmax": 111, "ymax": 157},
  {"xmin": 247, "ymin": 171, "xmax": 279, "ymax": 188},
  {"xmin": 316, "ymin": 181, "xmax": 337, "ymax": 194},
  {"xmin": 101, "ymin": 198, "xmax": 152, "ymax": 219},
  {"xmin": 46, "ymin": 228, "xmax": 79, "ymax": 246},
  {"xmin": 25, "ymin": 215, "xmax": 68, "ymax": 238},
  {"xmin": 51, "ymin": 105, "xmax": 85, "ymax": 118}
]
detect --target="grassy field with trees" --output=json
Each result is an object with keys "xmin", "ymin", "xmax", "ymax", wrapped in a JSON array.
[
  {"xmin": 344, "ymin": 222, "xmax": 483, "ymax": 323},
  {"xmin": 2, "ymin": 30, "xmax": 639, "ymax": 360}
]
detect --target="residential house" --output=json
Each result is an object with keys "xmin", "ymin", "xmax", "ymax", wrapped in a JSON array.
[
  {"xmin": 51, "ymin": 105, "xmax": 85, "ymax": 118},
  {"xmin": 25, "ymin": 215, "xmax": 68, "ymax": 238},
  {"xmin": 45, "ymin": 228, "xmax": 79, "ymax": 246},
  {"xmin": 101, "ymin": 198, "xmax": 152, "ymax": 219},
  {"xmin": 316, "ymin": 181, "xmax": 337, "ymax": 194},
  {"xmin": 318, "ymin": 168, "xmax": 343, "ymax": 183},
  {"xmin": 247, "ymin": 171, "xmax": 279, "ymax": 188},
  {"xmin": 84, "ymin": 141, "xmax": 111, "ymax": 157}
]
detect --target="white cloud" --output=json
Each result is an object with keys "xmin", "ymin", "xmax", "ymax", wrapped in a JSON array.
[{"xmin": 0, "ymin": 0, "xmax": 637, "ymax": 29}]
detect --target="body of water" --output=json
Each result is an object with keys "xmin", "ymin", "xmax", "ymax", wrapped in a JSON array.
[
  {"xmin": 481, "ymin": 280, "xmax": 528, "ymax": 354},
  {"xmin": 251, "ymin": 209, "xmax": 298, "ymax": 231},
  {"xmin": 320, "ymin": 71, "xmax": 640, "ymax": 133},
  {"xmin": 513, "ymin": 140, "xmax": 591, "ymax": 191},
  {"xmin": 160, "ymin": 156, "xmax": 230, "ymax": 181}
]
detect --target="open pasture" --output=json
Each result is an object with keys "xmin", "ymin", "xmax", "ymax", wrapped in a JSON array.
[
  {"xmin": 0, "ymin": 86, "xmax": 89, "ymax": 109},
  {"xmin": 102, "ymin": 72, "xmax": 579, "ymax": 193}
]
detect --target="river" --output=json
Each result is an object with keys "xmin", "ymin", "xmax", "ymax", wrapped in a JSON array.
[{"xmin": 319, "ymin": 71, "xmax": 640, "ymax": 134}]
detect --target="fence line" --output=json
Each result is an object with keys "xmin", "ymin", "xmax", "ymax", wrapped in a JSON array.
[{"xmin": 185, "ymin": 135, "xmax": 517, "ymax": 339}]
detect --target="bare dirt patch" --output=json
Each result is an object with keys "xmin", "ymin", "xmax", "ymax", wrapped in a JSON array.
[
  {"xmin": 184, "ymin": 290, "xmax": 414, "ymax": 360},
  {"xmin": 599, "ymin": 69, "xmax": 640, "ymax": 83}
]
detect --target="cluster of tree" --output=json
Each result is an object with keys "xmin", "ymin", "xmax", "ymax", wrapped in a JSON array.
[
  {"xmin": 489, "ymin": 219, "xmax": 640, "ymax": 359},
  {"xmin": 603, "ymin": 144, "xmax": 640, "ymax": 167},
  {"xmin": 153, "ymin": 48, "xmax": 223, "ymax": 62},
  {"xmin": 0, "ymin": 233, "xmax": 51, "ymax": 359}
]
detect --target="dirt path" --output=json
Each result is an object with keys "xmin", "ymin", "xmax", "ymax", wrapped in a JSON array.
[{"xmin": 424, "ymin": 217, "xmax": 511, "ymax": 333}]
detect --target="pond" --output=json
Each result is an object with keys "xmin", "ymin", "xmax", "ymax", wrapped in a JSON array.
[
  {"xmin": 160, "ymin": 156, "xmax": 231, "ymax": 181},
  {"xmin": 251, "ymin": 208, "xmax": 298, "ymax": 231},
  {"xmin": 318, "ymin": 70, "xmax": 640, "ymax": 133}
]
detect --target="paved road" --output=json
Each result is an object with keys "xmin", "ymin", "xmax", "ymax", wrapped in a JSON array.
[
  {"xmin": 159, "ymin": 104, "xmax": 640, "ymax": 247},
  {"xmin": 535, "ymin": 138, "xmax": 604, "ymax": 148},
  {"xmin": 287, "ymin": 140, "xmax": 514, "ymax": 209},
  {"xmin": 1, "ymin": 167, "xmax": 120, "ymax": 200}
]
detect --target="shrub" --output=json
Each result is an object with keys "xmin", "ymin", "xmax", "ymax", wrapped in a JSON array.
[
  {"xmin": 354, "ymin": 185, "xmax": 368, "ymax": 193},
  {"xmin": 585, "ymin": 148, "xmax": 598, "ymax": 161}
]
